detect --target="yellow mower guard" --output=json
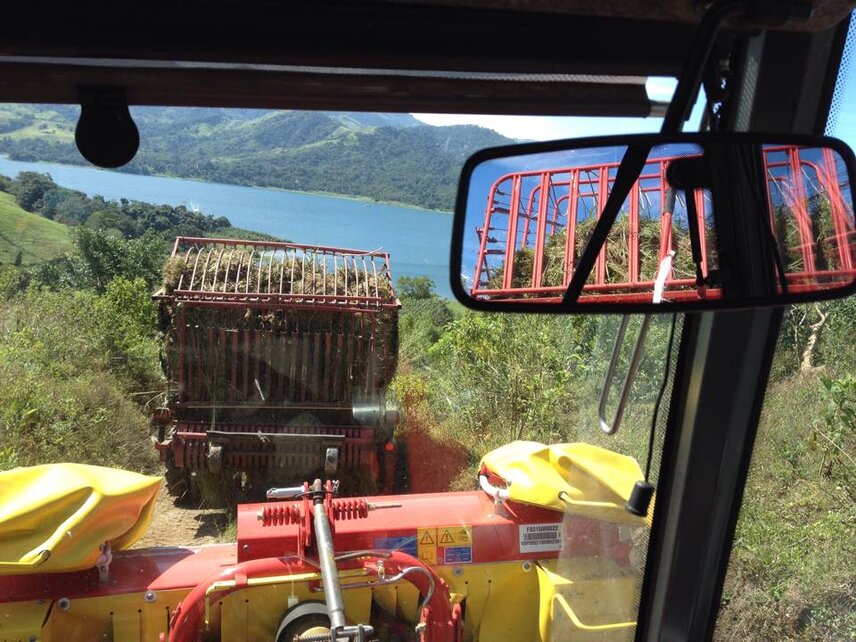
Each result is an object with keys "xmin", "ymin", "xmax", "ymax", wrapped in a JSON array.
[{"xmin": 0, "ymin": 463, "xmax": 161, "ymax": 574}]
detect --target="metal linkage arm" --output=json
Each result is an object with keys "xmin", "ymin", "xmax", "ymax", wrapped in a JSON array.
[{"xmin": 599, "ymin": 315, "xmax": 652, "ymax": 435}]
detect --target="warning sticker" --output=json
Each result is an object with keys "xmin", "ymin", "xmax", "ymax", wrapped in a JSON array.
[
  {"xmin": 519, "ymin": 523, "xmax": 563, "ymax": 553},
  {"xmin": 417, "ymin": 528, "xmax": 437, "ymax": 565},
  {"xmin": 418, "ymin": 525, "xmax": 473, "ymax": 565}
]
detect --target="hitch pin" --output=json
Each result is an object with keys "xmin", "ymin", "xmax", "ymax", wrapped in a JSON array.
[{"xmin": 366, "ymin": 502, "xmax": 401, "ymax": 511}]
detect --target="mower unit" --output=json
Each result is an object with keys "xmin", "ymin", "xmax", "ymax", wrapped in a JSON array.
[{"xmin": 0, "ymin": 442, "xmax": 649, "ymax": 641}]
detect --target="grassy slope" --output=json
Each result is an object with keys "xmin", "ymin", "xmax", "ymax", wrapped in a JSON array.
[
  {"xmin": 714, "ymin": 373, "xmax": 855, "ymax": 641},
  {"xmin": 0, "ymin": 192, "xmax": 72, "ymax": 265},
  {"xmin": 0, "ymin": 105, "xmax": 75, "ymax": 142}
]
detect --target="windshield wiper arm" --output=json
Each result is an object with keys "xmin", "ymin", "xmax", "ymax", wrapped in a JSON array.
[{"xmin": 562, "ymin": 143, "xmax": 651, "ymax": 305}]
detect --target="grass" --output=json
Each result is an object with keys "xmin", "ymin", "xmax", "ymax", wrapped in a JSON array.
[
  {"xmin": 0, "ymin": 283, "xmax": 161, "ymax": 474},
  {"xmin": 714, "ymin": 374, "xmax": 856, "ymax": 641},
  {"xmin": 0, "ymin": 105, "xmax": 75, "ymax": 142},
  {"xmin": 0, "ymin": 192, "xmax": 73, "ymax": 265}
]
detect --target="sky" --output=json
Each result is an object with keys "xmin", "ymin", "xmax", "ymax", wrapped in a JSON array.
[
  {"xmin": 412, "ymin": 52, "xmax": 856, "ymax": 146},
  {"xmin": 412, "ymin": 77, "xmax": 686, "ymax": 141}
]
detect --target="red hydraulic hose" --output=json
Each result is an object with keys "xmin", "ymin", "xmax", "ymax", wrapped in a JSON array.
[
  {"xmin": 167, "ymin": 556, "xmax": 305, "ymax": 642},
  {"xmin": 165, "ymin": 551, "xmax": 460, "ymax": 642}
]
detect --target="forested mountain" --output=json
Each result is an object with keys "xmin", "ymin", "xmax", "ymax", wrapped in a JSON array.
[{"xmin": 0, "ymin": 105, "xmax": 511, "ymax": 210}]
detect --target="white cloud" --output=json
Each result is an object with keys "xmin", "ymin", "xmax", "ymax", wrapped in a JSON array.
[
  {"xmin": 411, "ymin": 113, "xmax": 664, "ymax": 141},
  {"xmin": 412, "ymin": 79, "xmax": 705, "ymax": 142}
]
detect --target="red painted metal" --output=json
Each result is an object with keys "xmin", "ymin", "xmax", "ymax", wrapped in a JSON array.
[
  {"xmin": 155, "ymin": 237, "xmax": 399, "ymax": 482},
  {"xmin": 166, "ymin": 550, "xmax": 458, "ymax": 642},
  {"xmin": 0, "ymin": 544, "xmax": 238, "ymax": 602},
  {"xmin": 236, "ymin": 490, "xmax": 630, "ymax": 567},
  {"xmin": 472, "ymin": 145, "xmax": 855, "ymax": 303},
  {"xmin": 1, "ymin": 486, "xmax": 633, "ymax": 640}
]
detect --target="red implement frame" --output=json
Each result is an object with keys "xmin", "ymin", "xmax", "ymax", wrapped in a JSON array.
[
  {"xmin": 471, "ymin": 145, "xmax": 856, "ymax": 303},
  {"xmin": 155, "ymin": 237, "xmax": 399, "ymax": 480},
  {"xmin": 166, "ymin": 236, "xmax": 398, "ymax": 310}
]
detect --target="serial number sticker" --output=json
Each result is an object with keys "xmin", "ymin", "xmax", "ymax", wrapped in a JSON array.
[
  {"xmin": 442, "ymin": 545, "xmax": 472, "ymax": 564},
  {"xmin": 519, "ymin": 523, "xmax": 562, "ymax": 553}
]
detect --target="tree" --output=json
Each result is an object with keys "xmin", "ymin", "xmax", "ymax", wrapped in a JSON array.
[
  {"xmin": 397, "ymin": 275, "xmax": 436, "ymax": 299},
  {"xmin": 10, "ymin": 171, "xmax": 56, "ymax": 213},
  {"xmin": 71, "ymin": 227, "xmax": 165, "ymax": 292}
]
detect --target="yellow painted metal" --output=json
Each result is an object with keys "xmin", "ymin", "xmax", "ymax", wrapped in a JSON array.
[
  {"xmin": 536, "ymin": 559, "xmax": 638, "ymax": 642},
  {"xmin": 39, "ymin": 589, "xmax": 189, "ymax": 642},
  {"xmin": 480, "ymin": 441, "xmax": 651, "ymax": 525},
  {"xmin": 218, "ymin": 577, "xmax": 372, "ymax": 641},
  {"xmin": 9, "ymin": 555, "xmax": 639, "ymax": 642},
  {"xmin": 0, "ymin": 464, "xmax": 161, "ymax": 574},
  {"xmin": 441, "ymin": 560, "xmax": 542, "ymax": 642},
  {"xmin": 203, "ymin": 568, "xmax": 369, "ymax": 630},
  {"xmin": 0, "ymin": 599, "xmax": 51, "ymax": 641}
]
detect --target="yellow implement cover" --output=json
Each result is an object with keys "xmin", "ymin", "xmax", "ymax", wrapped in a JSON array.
[
  {"xmin": 0, "ymin": 464, "xmax": 161, "ymax": 574},
  {"xmin": 480, "ymin": 442, "xmax": 649, "ymax": 525}
]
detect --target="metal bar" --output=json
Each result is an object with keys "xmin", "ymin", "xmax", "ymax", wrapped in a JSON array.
[
  {"xmin": 532, "ymin": 174, "xmax": 550, "ymax": 288},
  {"xmin": 564, "ymin": 169, "xmax": 579, "ymax": 285},
  {"xmin": 324, "ymin": 332, "xmax": 333, "ymax": 403},
  {"xmin": 472, "ymin": 178, "xmax": 504, "ymax": 293},
  {"xmin": 174, "ymin": 235, "xmax": 392, "ymax": 258},
  {"xmin": 312, "ymin": 332, "xmax": 321, "ymax": 402},
  {"xmin": 789, "ymin": 147, "xmax": 818, "ymax": 271},
  {"xmin": 599, "ymin": 314, "xmax": 652, "ymax": 435},
  {"xmin": 301, "ymin": 332, "xmax": 310, "ymax": 402},
  {"xmin": 230, "ymin": 328, "xmax": 238, "ymax": 402},
  {"xmin": 502, "ymin": 175, "xmax": 522, "ymax": 290},
  {"xmin": 821, "ymin": 147, "xmax": 854, "ymax": 270},
  {"xmin": 521, "ymin": 184, "xmax": 539, "ymax": 250},
  {"xmin": 206, "ymin": 431, "xmax": 345, "ymax": 443},
  {"xmin": 288, "ymin": 332, "xmax": 297, "ymax": 401},
  {"xmin": 245, "ymin": 249, "xmax": 257, "ymax": 293},
  {"xmin": 188, "ymin": 247, "xmax": 204, "ymax": 290},
  {"xmin": 333, "ymin": 333, "xmax": 343, "ymax": 401},
  {"xmin": 312, "ymin": 484, "xmax": 347, "ymax": 631},
  {"xmin": 169, "ymin": 291, "xmax": 395, "ymax": 306},
  {"xmin": 277, "ymin": 331, "xmax": 287, "ymax": 402},
  {"xmin": 629, "ymin": 181, "xmax": 640, "ymax": 283}
]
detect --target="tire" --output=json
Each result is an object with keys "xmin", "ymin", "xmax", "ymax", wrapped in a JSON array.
[{"xmin": 276, "ymin": 602, "xmax": 331, "ymax": 642}]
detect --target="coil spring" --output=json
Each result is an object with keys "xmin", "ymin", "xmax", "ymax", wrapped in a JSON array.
[
  {"xmin": 260, "ymin": 504, "xmax": 302, "ymax": 526},
  {"xmin": 332, "ymin": 499, "xmax": 369, "ymax": 520},
  {"xmin": 260, "ymin": 498, "xmax": 368, "ymax": 526}
]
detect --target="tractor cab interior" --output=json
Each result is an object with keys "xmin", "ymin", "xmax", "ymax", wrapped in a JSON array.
[{"xmin": 0, "ymin": 2, "xmax": 853, "ymax": 641}]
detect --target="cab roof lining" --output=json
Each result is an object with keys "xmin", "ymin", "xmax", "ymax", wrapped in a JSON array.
[
  {"xmin": 382, "ymin": 0, "xmax": 854, "ymax": 32},
  {"xmin": 0, "ymin": 1, "xmax": 849, "ymax": 113}
]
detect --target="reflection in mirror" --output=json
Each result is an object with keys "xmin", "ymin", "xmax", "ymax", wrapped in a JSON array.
[
  {"xmin": 765, "ymin": 146, "xmax": 855, "ymax": 293},
  {"xmin": 459, "ymin": 141, "xmax": 855, "ymax": 306}
]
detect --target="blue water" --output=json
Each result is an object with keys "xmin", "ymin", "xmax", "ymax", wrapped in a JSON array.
[{"xmin": 0, "ymin": 157, "xmax": 455, "ymax": 297}]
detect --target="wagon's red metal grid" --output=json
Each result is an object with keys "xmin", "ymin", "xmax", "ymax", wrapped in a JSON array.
[{"xmin": 471, "ymin": 145, "xmax": 856, "ymax": 303}]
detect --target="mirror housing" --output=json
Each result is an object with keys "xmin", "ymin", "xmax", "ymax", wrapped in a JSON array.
[{"xmin": 451, "ymin": 132, "xmax": 856, "ymax": 313}]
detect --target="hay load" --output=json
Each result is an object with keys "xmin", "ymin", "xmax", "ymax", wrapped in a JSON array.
[{"xmin": 156, "ymin": 237, "xmax": 399, "ymax": 409}]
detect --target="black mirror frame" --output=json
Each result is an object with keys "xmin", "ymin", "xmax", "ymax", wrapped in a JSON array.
[{"xmin": 450, "ymin": 131, "xmax": 856, "ymax": 314}]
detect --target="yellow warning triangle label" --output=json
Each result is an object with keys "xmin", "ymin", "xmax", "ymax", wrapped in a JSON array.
[
  {"xmin": 420, "ymin": 530, "xmax": 435, "ymax": 545},
  {"xmin": 439, "ymin": 529, "xmax": 454, "ymax": 544}
]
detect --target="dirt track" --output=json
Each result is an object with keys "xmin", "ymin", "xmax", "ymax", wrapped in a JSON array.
[{"xmin": 135, "ymin": 482, "xmax": 230, "ymax": 548}]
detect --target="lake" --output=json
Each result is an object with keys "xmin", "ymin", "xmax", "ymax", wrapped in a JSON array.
[{"xmin": 0, "ymin": 157, "xmax": 455, "ymax": 297}]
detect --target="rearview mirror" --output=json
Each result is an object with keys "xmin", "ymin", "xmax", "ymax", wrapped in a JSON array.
[{"xmin": 451, "ymin": 133, "xmax": 856, "ymax": 312}]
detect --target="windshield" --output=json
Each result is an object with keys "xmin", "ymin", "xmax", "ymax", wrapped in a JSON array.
[
  {"xmin": 0, "ymin": 102, "xmax": 682, "ymax": 640},
  {"xmin": 0, "ymin": 73, "xmax": 846, "ymax": 640},
  {"xmin": 712, "ymin": 15, "xmax": 856, "ymax": 641}
]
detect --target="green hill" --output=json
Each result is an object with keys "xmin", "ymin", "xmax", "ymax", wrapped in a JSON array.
[
  {"xmin": 0, "ymin": 191, "xmax": 72, "ymax": 265},
  {"xmin": 0, "ymin": 106, "xmax": 513, "ymax": 211}
]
